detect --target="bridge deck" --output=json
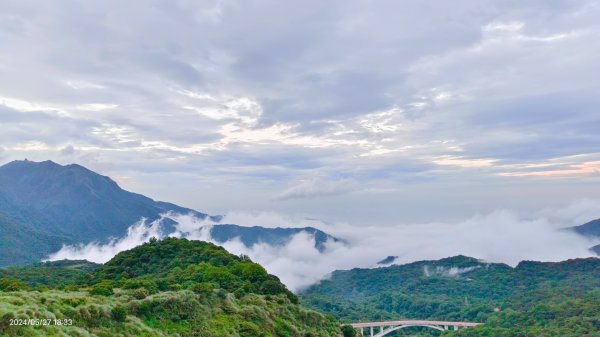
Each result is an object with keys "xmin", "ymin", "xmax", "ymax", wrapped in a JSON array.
[{"xmin": 349, "ymin": 320, "xmax": 482, "ymax": 328}]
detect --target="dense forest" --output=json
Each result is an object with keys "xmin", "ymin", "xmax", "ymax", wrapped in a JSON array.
[
  {"xmin": 0, "ymin": 238, "xmax": 342, "ymax": 337},
  {"xmin": 301, "ymin": 255, "xmax": 600, "ymax": 336}
]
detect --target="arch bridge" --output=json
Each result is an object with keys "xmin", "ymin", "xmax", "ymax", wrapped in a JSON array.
[{"xmin": 349, "ymin": 320, "xmax": 482, "ymax": 337}]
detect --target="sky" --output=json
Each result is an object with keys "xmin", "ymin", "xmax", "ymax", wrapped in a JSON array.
[{"xmin": 2, "ymin": 0, "xmax": 600, "ymax": 225}]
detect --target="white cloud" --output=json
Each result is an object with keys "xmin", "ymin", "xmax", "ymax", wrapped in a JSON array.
[
  {"xmin": 46, "ymin": 201, "xmax": 598, "ymax": 292},
  {"xmin": 47, "ymin": 217, "xmax": 164, "ymax": 263},
  {"xmin": 275, "ymin": 179, "xmax": 354, "ymax": 201}
]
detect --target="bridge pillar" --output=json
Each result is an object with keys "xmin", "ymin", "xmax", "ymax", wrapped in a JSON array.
[
  {"xmin": 454, "ymin": 325, "xmax": 459, "ymax": 330},
  {"xmin": 444, "ymin": 325, "xmax": 448, "ymax": 330},
  {"xmin": 370, "ymin": 326, "xmax": 373, "ymax": 337}
]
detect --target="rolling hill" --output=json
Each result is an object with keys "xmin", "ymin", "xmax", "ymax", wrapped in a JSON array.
[{"xmin": 0, "ymin": 237, "xmax": 343, "ymax": 337}]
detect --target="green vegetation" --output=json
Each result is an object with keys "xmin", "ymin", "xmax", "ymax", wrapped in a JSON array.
[
  {"xmin": 451, "ymin": 290, "xmax": 600, "ymax": 337},
  {"xmin": 301, "ymin": 255, "xmax": 600, "ymax": 336},
  {"xmin": 0, "ymin": 238, "xmax": 342, "ymax": 337},
  {"xmin": 91, "ymin": 236, "xmax": 298, "ymax": 303},
  {"xmin": 0, "ymin": 260, "xmax": 100, "ymax": 289},
  {"xmin": 3, "ymin": 240, "xmax": 599, "ymax": 336}
]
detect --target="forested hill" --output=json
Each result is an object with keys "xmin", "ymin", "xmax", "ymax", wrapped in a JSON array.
[
  {"xmin": 301, "ymin": 255, "xmax": 600, "ymax": 336},
  {"xmin": 0, "ymin": 238, "xmax": 343, "ymax": 337}
]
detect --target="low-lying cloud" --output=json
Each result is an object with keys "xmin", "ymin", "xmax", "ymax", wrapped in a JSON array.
[
  {"xmin": 47, "ymin": 201, "xmax": 598, "ymax": 292},
  {"xmin": 423, "ymin": 265, "xmax": 481, "ymax": 278}
]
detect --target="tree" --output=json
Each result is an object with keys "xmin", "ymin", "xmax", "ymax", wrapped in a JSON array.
[{"xmin": 341, "ymin": 325, "xmax": 357, "ymax": 337}]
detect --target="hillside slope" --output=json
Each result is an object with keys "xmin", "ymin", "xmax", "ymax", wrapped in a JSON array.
[
  {"xmin": 301, "ymin": 256, "xmax": 600, "ymax": 336},
  {"xmin": 0, "ymin": 238, "xmax": 343, "ymax": 337}
]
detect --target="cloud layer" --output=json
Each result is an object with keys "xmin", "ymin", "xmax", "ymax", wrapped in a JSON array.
[{"xmin": 47, "ymin": 201, "xmax": 599, "ymax": 292}]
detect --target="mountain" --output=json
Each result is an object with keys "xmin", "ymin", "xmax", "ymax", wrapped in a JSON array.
[
  {"xmin": 0, "ymin": 159, "xmax": 208, "ymax": 239},
  {"xmin": 573, "ymin": 218, "xmax": 600, "ymax": 237},
  {"xmin": 570, "ymin": 218, "xmax": 600, "ymax": 256},
  {"xmin": 0, "ymin": 160, "xmax": 341, "ymax": 266},
  {"xmin": 301, "ymin": 255, "xmax": 600, "ymax": 336},
  {"xmin": 209, "ymin": 224, "xmax": 338, "ymax": 252},
  {"xmin": 0, "ymin": 238, "xmax": 343, "ymax": 337},
  {"xmin": 0, "ymin": 159, "xmax": 207, "ymax": 266}
]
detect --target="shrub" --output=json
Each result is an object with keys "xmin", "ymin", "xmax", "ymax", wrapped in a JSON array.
[
  {"xmin": 0, "ymin": 313, "xmax": 17, "ymax": 335},
  {"xmin": 191, "ymin": 282, "xmax": 214, "ymax": 296},
  {"xmin": 237, "ymin": 321, "xmax": 262, "ymax": 337},
  {"xmin": 260, "ymin": 279, "xmax": 286, "ymax": 295},
  {"xmin": 132, "ymin": 287, "xmax": 150, "ymax": 299},
  {"xmin": 122, "ymin": 278, "xmax": 159, "ymax": 294},
  {"xmin": 0, "ymin": 277, "xmax": 29, "ymax": 291},
  {"xmin": 111, "ymin": 306, "xmax": 127, "ymax": 322},
  {"xmin": 89, "ymin": 284, "xmax": 113, "ymax": 296}
]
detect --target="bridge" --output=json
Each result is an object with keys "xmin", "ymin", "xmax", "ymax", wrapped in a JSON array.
[{"xmin": 349, "ymin": 320, "xmax": 482, "ymax": 336}]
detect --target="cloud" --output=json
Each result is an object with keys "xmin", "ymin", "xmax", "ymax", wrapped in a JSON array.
[
  {"xmin": 423, "ymin": 265, "xmax": 480, "ymax": 278},
  {"xmin": 275, "ymin": 179, "xmax": 354, "ymax": 200},
  {"xmin": 46, "ymin": 201, "xmax": 598, "ymax": 292},
  {"xmin": 47, "ymin": 217, "xmax": 164, "ymax": 263},
  {"xmin": 498, "ymin": 161, "xmax": 600, "ymax": 177}
]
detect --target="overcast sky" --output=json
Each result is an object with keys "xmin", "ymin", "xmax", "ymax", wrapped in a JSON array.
[{"xmin": 2, "ymin": 0, "xmax": 600, "ymax": 225}]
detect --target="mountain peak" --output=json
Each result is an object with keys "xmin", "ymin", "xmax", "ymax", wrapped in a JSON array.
[
  {"xmin": 573, "ymin": 218, "xmax": 600, "ymax": 237},
  {"xmin": 2, "ymin": 159, "xmax": 60, "ymax": 169},
  {"xmin": 0, "ymin": 160, "xmax": 205, "ymax": 266}
]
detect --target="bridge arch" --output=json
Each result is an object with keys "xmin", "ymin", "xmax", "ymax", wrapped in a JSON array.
[
  {"xmin": 350, "ymin": 320, "xmax": 481, "ymax": 337},
  {"xmin": 374, "ymin": 324, "xmax": 444, "ymax": 337}
]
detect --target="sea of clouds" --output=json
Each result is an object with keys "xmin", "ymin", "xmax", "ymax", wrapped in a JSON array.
[{"xmin": 46, "ymin": 200, "xmax": 599, "ymax": 292}]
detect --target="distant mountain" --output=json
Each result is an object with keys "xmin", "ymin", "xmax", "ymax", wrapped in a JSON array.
[
  {"xmin": 0, "ymin": 159, "xmax": 209, "ymax": 238},
  {"xmin": 0, "ymin": 160, "xmax": 340, "ymax": 266},
  {"xmin": 208, "ymin": 224, "xmax": 338, "ymax": 252},
  {"xmin": 570, "ymin": 218, "xmax": 600, "ymax": 256},
  {"xmin": 0, "ymin": 160, "xmax": 208, "ymax": 266},
  {"xmin": 573, "ymin": 218, "xmax": 600, "ymax": 237}
]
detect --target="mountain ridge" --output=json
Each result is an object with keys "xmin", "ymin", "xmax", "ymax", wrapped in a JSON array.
[{"xmin": 0, "ymin": 159, "xmax": 340, "ymax": 266}]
